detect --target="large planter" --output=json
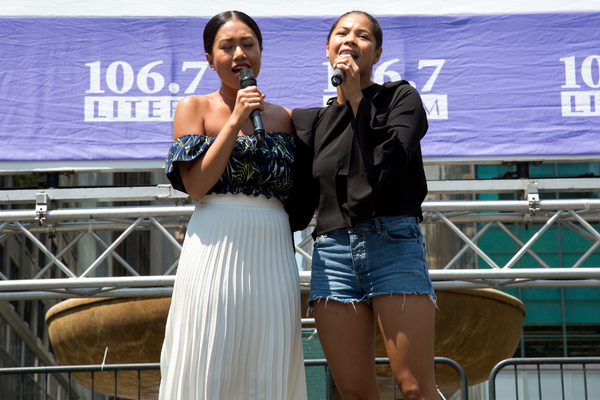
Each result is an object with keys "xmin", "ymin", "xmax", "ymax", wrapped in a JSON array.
[
  {"xmin": 46, "ymin": 297, "xmax": 170, "ymax": 399},
  {"xmin": 365, "ymin": 289, "xmax": 525, "ymax": 393},
  {"xmin": 432, "ymin": 289, "xmax": 525, "ymax": 391},
  {"xmin": 46, "ymin": 288, "xmax": 525, "ymax": 398}
]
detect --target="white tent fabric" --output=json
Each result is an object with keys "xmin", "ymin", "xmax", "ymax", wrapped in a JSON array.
[{"xmin": 3, "ymin": 0, "xmax": 600, "ymax": 16}]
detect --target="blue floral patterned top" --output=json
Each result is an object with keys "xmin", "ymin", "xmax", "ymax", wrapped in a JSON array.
[{"xmin": 165, "ymin": 132, "xmax": 296, "ymax": 203}]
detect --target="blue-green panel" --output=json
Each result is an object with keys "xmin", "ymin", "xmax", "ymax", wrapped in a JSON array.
[
  {"xmin": 562, "ymin": 253, "xmax": 600, "ymax": 268},
  {"xmin": 477, "ymin": 254, "xmax": 513, "ymax": 269},
  {"xmin": 565, "ymin": 301, "xmax": 600, "ymax": 324},
  {"xmin": 517, "ymin": 288, "xmax": 600, "ymax": 324},
  {"xmin": 529, "ymin": 164, "xmax": 558, "ymax": 178},
  {"xmin": 302, "ymin": 329, "xmax": 331, "ymax": 399},
  {"xmin": 517, "ymin": 227, "xmax": 537, "ymax": 243},
  {"xmin": 540, "ymin": 254, "xmax": 561, "ymax": 268},
  {"xmin": 557, "ymin": 163, "xmax": 595, "ymax": 177},
  {"xmin": 477, "ymin": 193, "xmax": 500, "ymax": 201},
  {"xmin": 565, "ymin": 287, "xmax": 600, "ymax": 300},
  {"xmin": 517, "ymin": 253, "xmax": 560, "ymax": 269},
  {"xmin": 475, "ymin": 162, "xmax": 600, "ymax": 180},
  {"xmin": 521, "ymin": 288, "xmax": 562, "ymax": 301},
  {"xmin": 522, "ymin": 301, "xmax": 562, "ymax": 324},
  {"xmin": 475, "ymin": 165, "xmax": 513, "ymax": 179},
  {"xmin": 515, "ymin": 254, "xmax": 536, "ymax": 269},
  {"xmin": 474, "ymin": 162, "xmax": 600, "ymax": 326},
  {"xmin": 580, "ymin": 253, "xmax": 600, "ymax": 267},
  {"xmin": 564, "ymin": 288, "xmax": 600, "ymax": 323},
  {"xmin": 499, "ymin": 288, "xmax": 520, "ymax": 298},
  {"xmin": 520, "ymin": 289, "xmax": 562, "ymax": 324},
  {"xmin": 478, "ymin": 229, "xmax": 517, "ymax": 253},
  {"xmin": 528, "ymin": 228, "xmax": 559, "ymax": 253},
  {"xmin": 561, "ymin": 228, "xmax": 600, "ymax": 252}
]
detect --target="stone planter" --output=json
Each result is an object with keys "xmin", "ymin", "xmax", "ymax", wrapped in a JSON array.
[
  {"xmin": 46, "ymin": 288, "xmax": 524, "ymax": 398},
  {"xmin": 46, "ymin": 297, "xmax": 170, "ymax": 399},
  {"xmin": 299, "ymin": 288, "xmax": 525, "ymax": 395},
  {"xmin": 431, "ymin": 289, "xmax": 525, "ymax": 391}
]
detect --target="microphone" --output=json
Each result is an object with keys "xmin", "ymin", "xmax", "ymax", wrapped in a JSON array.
[
  {"xmin": 238, "ymin": 67, "xmax": 265, "ymax": 146},
  {"xmin": 331, "ymin": 51, "xmax": 354, "ymax": 87}
]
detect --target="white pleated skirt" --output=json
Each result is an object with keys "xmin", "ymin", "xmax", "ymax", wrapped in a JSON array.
[{"xmin": 159, "ymin": 193, "xmax": 307, "ymax": 400}]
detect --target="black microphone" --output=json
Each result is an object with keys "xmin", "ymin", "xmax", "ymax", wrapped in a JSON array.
[
  {"xmin": 331, "ymin": 51, "xmax": 354, "ymax": 87},
  {"xmin": 238, "ymin": 67, "xmax": 265, "ymax": 146}
]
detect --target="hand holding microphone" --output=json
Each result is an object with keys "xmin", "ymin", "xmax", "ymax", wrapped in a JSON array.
[
  {"xmin": 239, "ymin": 67, "xmax": 266, "ymax": 147},
  {"xmin": 331, "ymin": 51, "xmax": 355, "ymax": 87}
]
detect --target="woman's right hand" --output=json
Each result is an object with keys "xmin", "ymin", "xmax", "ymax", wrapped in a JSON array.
[
  {"xmin": 332, "ymin": 53, "xmax": 363, "ymax": 115},
  {"xmin": 229, "ymin": 86, "xmax": 265, "ymax": 130}
]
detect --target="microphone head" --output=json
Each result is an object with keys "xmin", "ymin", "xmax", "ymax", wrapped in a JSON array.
[
  {"xmin": 239, "ymin": 67, "xmax": 257, "ymax": 88},
  {"xmin": 331, "ymin": 74, "xmax": 344, "ymax": 87}
]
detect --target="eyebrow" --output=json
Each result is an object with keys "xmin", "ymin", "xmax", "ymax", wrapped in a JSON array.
[
  {"xmin": 217, "ymin": 35, "xmax": 255, "ymax": 44},
  {"xmin": 335, "ymin": 26, "xmax": 372, "ymax": 36}
]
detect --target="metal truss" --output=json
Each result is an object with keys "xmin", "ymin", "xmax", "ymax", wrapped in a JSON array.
[{"xmin": 1, "ymin": 178, "xmax": 600, "ymax": 300}]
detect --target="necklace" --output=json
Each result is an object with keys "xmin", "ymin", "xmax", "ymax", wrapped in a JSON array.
[{"xmin": 219, "ymin": 88, "xmax": 237, "ymax": 103}]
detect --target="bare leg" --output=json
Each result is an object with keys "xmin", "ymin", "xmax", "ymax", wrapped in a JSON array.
[
  {"xmin": 313, "ymin": 299, "xmax": 380, "ymax": 400},
  {"xmin": 372, "ymin": 294, "xmax": 438, "ymax": 400}
]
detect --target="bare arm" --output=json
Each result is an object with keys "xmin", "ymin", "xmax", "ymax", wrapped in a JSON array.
[
  {"xmin": 174, "ymin": 87, "xmax": 264, "ymax": 200},
  {"xmin": 262, "ymin": 103, "xmax": 296, "ymax": 135}
]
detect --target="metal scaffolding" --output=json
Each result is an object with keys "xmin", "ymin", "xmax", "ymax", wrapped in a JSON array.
[{"xmin": 1, "ymin": 177, "xmax": 600, "ymax": 300}]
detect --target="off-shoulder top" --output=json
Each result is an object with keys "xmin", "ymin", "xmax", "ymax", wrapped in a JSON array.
[{"xmin": 165, "ymin": 132, "xmax": 296, "ymax": 203}]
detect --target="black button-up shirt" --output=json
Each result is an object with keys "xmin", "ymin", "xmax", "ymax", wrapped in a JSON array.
[{"xmin": 288, "ymin": 81, "xmax": 428, "ymax": 237}]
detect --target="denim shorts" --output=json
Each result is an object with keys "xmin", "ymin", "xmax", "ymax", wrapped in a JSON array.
[{"xmin": 308, "ymin": 215, "xmax": 436, "ymax": 308}]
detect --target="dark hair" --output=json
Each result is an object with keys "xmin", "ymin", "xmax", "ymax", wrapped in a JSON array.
[
  {"xmin": 203, "ymin": 11, "xmax": 263, "ymax": 55},
  {"xmin": 327, "ymin": 11, "xmax": 383, "ymax": 50}
]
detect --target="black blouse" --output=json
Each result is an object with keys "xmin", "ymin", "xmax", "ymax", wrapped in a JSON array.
[{"xmin": 288, "ymin": 80, "xmax": 428, "ymax": 237}]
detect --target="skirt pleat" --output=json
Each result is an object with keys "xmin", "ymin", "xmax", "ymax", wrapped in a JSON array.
[{"xmin": 159, "ymin": 193, "xmax": 307, "ymax": 400}]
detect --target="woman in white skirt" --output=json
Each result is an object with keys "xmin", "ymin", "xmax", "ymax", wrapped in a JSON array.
[{"xmin": 159, "ymin": 11, "xmax": 307, "ymax": 400}]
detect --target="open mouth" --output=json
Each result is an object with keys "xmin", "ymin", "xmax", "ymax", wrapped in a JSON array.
[
  {"xmin": 232, "ymin": 64, "xmax": 250, "ymax": 75},
  {"xmin": 340, "ymin": 49, "xmax": 357, "ymax": 59}
]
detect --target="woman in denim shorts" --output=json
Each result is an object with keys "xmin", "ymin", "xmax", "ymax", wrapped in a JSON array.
[{"xmin": 289, "ymin": 10, "xmax": 438, "ymax": 400}]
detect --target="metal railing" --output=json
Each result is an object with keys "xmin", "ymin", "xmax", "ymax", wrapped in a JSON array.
[
  {"xmin": 1, "ymin": 193, "xmax": 600, "ymax": 300},
  {"xmin": 0, "ymin": 357, "xmax": 467, "ymax": 400},
  {"xmin": 0, "ymin": 177, "xmax": 599, "ymax": 300},
  {"xmin": 0, "ymin": 363, "xmax": 159, "ymax": 400},
  {"xmin": 488, "ymin": 357, "xmax": 600, "ymax": 400}
]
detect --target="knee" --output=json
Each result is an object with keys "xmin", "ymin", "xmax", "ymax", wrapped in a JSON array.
[{"xmin": 398, "ymin": 381, "xmax": 433, "ymax": 400}]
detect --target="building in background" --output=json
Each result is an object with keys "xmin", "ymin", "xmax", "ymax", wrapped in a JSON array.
[
  {"xmin": 476, "ymin": 162, "xmax": 600, "ymax": 359},
  {"xmin": 0, "ymin": 171, "xmax": 176, "ymax": 399}
]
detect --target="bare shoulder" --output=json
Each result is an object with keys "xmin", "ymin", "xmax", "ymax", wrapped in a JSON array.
[
  {"xmin": 175, "ymin": 95, "xmax": 209, "ymax": 115},
  {"xmin": 264, "ymin": 102, "xmax": 295, "ymax": 135},
  {"xmin": 173, "ymin": 95, "xmax": 211, "ymax": 140}
]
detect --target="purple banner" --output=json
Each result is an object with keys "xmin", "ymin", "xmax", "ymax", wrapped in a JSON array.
[{"xmin": 0, "ymin": 13, "xmax": 599, "ymax": 163}]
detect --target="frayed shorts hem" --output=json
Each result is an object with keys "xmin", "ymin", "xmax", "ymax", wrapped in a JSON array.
[
  {"xmin": 307, "ymin": 215, "xmax": 436, "ymax": 315},
  {"xmin": 307, "ymin": 290, "xmax": 437, "ymax": 315}
]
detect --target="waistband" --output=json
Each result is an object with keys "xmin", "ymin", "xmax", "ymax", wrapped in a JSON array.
[
  {"xmin": 198, "ymin": 193, "xmax": 282, "ymax": 208},
  {"xmin": 326, "ymin": 215, "xmax": 419, "ymax": 235}
]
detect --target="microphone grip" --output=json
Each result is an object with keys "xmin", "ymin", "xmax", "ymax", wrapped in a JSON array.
[
  {"xmin": 250, "ymin": 110, "xmax": 265, "ymax": 146},
  {"xmin": 238, "ymin": 67, "xmax": 265, "ymax": 146},
  {"xmin": 331, "ymin": 51, "xmax": 353, "ymax": 87}
]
